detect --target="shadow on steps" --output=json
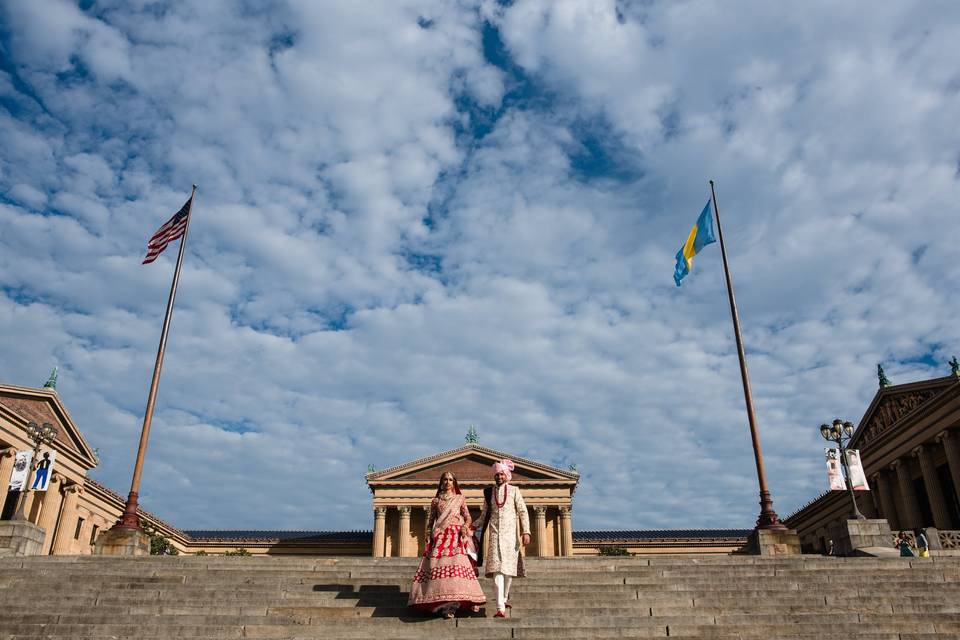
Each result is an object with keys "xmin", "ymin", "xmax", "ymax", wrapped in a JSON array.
[{"xmin": 309, "ymin": 583, "xmax": 488, "ymax": 620}]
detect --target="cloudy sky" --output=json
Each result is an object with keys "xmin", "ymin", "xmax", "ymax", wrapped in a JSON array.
[{"xmin": 1, "ymin": 0, "xmax": 959, "ymax": 533}]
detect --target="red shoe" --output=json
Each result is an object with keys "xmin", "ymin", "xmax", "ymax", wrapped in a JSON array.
[
  {"xmin": 505, "ymin": 603, "xmax": 512, "ymax": 609},
  {"xmin": 494, "ymin": 611, "xmax": 506, "ymax": 618}
]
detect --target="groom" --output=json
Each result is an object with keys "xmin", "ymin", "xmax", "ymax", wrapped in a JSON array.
[{"xmin": 476, "ymin": 459, "xmax": 530, "ymax": 618}]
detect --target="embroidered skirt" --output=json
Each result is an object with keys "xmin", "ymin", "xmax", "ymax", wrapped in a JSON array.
[{"xmin": 408, "ymin": 525, "xmax": 486, "ymax": 613}]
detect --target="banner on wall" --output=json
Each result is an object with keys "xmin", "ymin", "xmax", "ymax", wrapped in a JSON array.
[
  {"xmin": 30, "ymin": 450, "xmax": 57, "ymax": 492},
  {"xmin": 825, "ymin": 448, "xmax": 845, "ymax": 491},
  {"xmin": 8, "ymin": 450, "xmax": 33, "ymax": 492},
  {"xmin": 845, "ymin": 449, "xmax": 870, "ymax": 491}
]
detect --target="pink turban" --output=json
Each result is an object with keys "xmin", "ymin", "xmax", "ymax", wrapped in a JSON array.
[{"xmin": 492, "ymin": 458, "xmax": 515, "ymax": 481}]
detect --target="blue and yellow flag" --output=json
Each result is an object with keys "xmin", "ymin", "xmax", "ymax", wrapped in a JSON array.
[{"xmin": 673, "ymin": 201, "xmax": 716, "ymax": 286}]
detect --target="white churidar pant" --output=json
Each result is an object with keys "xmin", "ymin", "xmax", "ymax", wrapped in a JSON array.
[{"xmin": 493, "ymin": 572, "xmax": 513, "ymax": 612}]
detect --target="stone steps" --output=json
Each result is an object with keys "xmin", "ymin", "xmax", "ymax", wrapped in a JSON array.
[
  {"xmin": 4, "ymin": 620, "xmax": 960, "ymax": 638},
  {"xmin": 1, "ymin": 555, "xmax": 959, "ymax": 639}
]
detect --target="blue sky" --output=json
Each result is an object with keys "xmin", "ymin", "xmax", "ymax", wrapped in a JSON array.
[{"xmin": 1, "ymin": 0, "xmax": 959, "ymax": 532}]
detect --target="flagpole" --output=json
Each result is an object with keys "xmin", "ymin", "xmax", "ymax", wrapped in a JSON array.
[
  {"xmin": 709, "ymin": 180, "xmax": 785, "ymax": 530},
  {"xmin": 113, "ymin": 184, "xmax": 197, "ymax": 532}
]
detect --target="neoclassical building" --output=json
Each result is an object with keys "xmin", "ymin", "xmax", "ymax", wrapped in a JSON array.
[
  {"xmin": 1, "ymin": 375, "xmax": 748, "ymax": 556},
  {"xmin": 364, "ymin": 444, "xmax": 579, "ymax": 557},
  {"xmin": 786, "ymin": 371, "xmax": 960, "ymax": 552},
  {"xmin": 0, "ymin": 380, "xmax": 185, "ymax": 554}
]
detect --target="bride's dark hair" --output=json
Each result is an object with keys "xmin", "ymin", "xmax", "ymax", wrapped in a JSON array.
[{"xmin": 434, "ymin": 471, "xmax": 462, "ymax": 497}]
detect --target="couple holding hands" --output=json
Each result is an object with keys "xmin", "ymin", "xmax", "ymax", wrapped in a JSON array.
[{"xmin": 408, "ymin": 459, "xmax": 530, "ymax": 619}]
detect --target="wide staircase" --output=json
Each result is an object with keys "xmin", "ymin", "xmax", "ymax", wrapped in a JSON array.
[{"xmin": 1, "ymin": 554, "xmax": 959, "ymax": 639}]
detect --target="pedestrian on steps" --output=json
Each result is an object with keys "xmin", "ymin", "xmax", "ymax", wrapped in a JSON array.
[
  {"xmin": 895, "ymin": 531, "xmax": 915, "ymax": 557},
  {"xmin": 914, "ymin": 529, "xmax": 930, "ymax": 558}
]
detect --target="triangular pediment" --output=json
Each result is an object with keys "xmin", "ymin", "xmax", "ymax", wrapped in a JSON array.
[
  {"xmin": 0, "ymin": 384, "xmax": 99, "ymax": 469},
  {"xmin": 851, "ymin": 375, "xmax": 958, "ymax": 449},
  {"xmin": 367, "ymin": 443, "xmax": 579, "ymax": 484}
]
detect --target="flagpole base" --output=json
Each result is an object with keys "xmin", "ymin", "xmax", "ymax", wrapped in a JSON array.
[
  {"xmin": 93, "ymin": 527, "xmax": 150, "ymax": 556},
  {"xmin": 755, "ymin": 489, "xmax": 787, "ymax": 530},
  {"xmin": 111, "ymin": 491, "xmax": 143, "ymax": 532},
  {"xmin": 742, "ymin": 527, "xmax": 801, "ymax": 556}
]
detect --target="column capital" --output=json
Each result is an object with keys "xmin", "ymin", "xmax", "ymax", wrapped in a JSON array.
[
  {"xmin": 63, "ymin": 483, "xmax": 83, "ymax": 495},
  {"xmin": 912, "ymin": 445, "xmax": 928, "ymax": 459},
  {"xmin": 0, "ymin": 447, "xmax": 16, "ymax": 459},
  {"xmin": 559, "ymin": 506, "xmax": 572, "ymax": 518},
  {"xmin": 891, "ymin": 458, "xmax": 905, "ymax": 470},
  {"xmin": 374, "ymin": 506, "xmax": 387, "ymax": 518},
  {"xmin": 936, "ymin": 429, "xmax": 954, "ymax": 444},
  {"xmin": 421, "ymin": 505, "xmax": 431, "ymax": 513},
  {"xmin": 533, "ymin": 506, "xmax": 547, "ymax": 517},
  {"xmin": 398, "ymin": 506, "xmax": 411, "ymax": 516},
  {"xmin": 50, "ymin": 472, "xmax": 67, "ymax": 486}
]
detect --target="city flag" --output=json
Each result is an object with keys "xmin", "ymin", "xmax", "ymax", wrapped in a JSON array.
[
  {"xmin": 143, "ymin": 196, "xmax": 192, "ymax": 264},
  {"xmin": 673, "ymin": 201, "xmax": 716, "ymax": 286}
]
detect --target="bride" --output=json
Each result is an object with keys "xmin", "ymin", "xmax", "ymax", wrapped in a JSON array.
[{"xmin": 408, "ymin": 471, "xmax": 486, "ymax": 618}]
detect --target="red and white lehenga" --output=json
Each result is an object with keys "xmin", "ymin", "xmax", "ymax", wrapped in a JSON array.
[{"xmin": 408, "ymin": 493, "xmax": 486, "ymax": 615}]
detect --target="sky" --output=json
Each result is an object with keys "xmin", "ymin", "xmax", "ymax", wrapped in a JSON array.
[{"xmin": 1, "ymin": 0, "xmax": 959, "ymax": 533}]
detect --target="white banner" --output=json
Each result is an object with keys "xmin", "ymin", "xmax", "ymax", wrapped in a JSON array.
[
  {"xmin": 845, "ymin": 449, "xmax": 870, "ymax": 491},
  {"xmin": 30, "ymin": 450, "xmax": 57, "ymax": 492},
  {"xmin": 8, "ymin": 450, "xmax": 33, "ymax": 492},
  {"xmin": 825, "ymin": 448, "xmax": 845, "ymax": 491}
]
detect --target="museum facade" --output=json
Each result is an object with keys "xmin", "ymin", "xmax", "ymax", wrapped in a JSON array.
[{"xmin": 785, "ymin": 371, "xmax": 960, "ymax": 552}]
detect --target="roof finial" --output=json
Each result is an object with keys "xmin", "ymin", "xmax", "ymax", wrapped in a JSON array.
[
  {"xmin": 877, "ymin": 363, "xmax": 891, "ymax": 388},
  {"xmin": 367, "ymin": 463, "xmax": 376, "ymax": 473},
  {"xmin": 43, "ymin": 367, "xmax": 58, "ymax": 390},
  {"xmin": 950, "ymin": 356, "xmax": 959, "ymax": 379},
  {"xmin": 465, "ymin": 425, "xmax": 478, "ymax": 444}
]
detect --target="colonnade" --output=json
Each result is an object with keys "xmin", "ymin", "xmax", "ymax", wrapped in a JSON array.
[
  {"xmin": 371, "ymin": 503, "xmax": 575, "ymax": 557},
  {"xmin": 869, "ymin": 429, "xmax": 960, "ymax": 531}
]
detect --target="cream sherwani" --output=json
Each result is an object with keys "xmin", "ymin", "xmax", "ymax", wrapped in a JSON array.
[{"xmin": 479, "ymin": 483, "xmax": 530, "ymax": 578}]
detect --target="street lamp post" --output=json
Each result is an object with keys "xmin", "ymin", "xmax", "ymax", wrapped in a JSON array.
[
  {"xmin": 819, "ymin": 418, "xmax": 866, "ymax": 520},
  {"xmin": 11, "ymin": 421, "xmax": 59, "ymax": 521}
]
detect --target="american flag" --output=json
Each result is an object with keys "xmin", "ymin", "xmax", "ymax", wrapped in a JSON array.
[{"xmin": 142, "ymin": 196, "xmax": 192, "ymax": 264}]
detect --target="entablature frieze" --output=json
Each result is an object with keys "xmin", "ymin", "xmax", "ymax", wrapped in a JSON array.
[
  {"xmin": 863, "ymin": 430, "xmax": 956, "ymax": 479},
  {"xmin": 371, "ymin": 498, "xmax": 572, "ymax": 509}
]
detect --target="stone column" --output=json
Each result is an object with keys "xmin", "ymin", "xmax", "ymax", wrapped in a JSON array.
[
  {"xmin": 559, "ymin": 506, "xmax": 574, "ymax": 557},
  {"xmin": 938, "ymin": 430, "xmax": 960, "ymax": 521},
  {"xmin": 398, "ymin": 506, "xmax": 411, "ymax": 558},
  {"xmin": 533, "ymin": 506, "xmax": 547, "ymax": 557},
  {"xmin": 0, "ymin": 448, "xmax": 16, "ymax": 494},
  {"xmin": 421, "ymin": 506, "xmax": 431, "ymax": 555},
  {"xmin": 868, "ymin": 475, "xmax": 883, "ymax": 518},
  {"xmin": 372, "ymin": 507, "xmax": 386, "ymax": 557},
  {"xmin": 36, "ymin": 473, "xmax": 64, "ymax": 555},
  {"xmin": 875, "ymin": 471, "xmax": 900, "ymax": 530},
  {"xmin": 52, "ymin": 484, "xmax": 83, "ymax": 554},
  {"xmin": 892, "ymin": 458, "xmax": 922, "ymax": 529},
  {"xmin": 21, "ymin": 489, "xmax": 38, "ymax": 523},
  {"xmin": 914, "ymin": 445, "xmax": 951, "ymax": 529}
]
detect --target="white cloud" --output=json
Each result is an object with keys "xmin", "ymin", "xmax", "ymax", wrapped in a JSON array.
[{"xmin": 0, "ymin": 0, "xmax": 958, "ymax": 533}]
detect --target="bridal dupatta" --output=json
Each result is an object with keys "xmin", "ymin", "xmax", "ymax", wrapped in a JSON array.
[{"xmin": 408, "ymin": 493, "xmax": 486, "ymax": 613}]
